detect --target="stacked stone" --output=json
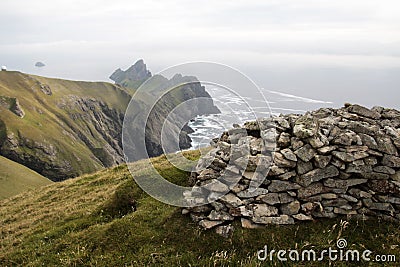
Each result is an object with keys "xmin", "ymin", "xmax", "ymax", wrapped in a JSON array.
[{"xmin": 183, "ymin": 104, "xmax": 400, "ymax": 237}]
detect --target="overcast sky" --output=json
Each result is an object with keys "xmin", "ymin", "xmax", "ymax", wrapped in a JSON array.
[{"xmin": 1, "ymin": 0, "xmax": 399, "ymax": 108}]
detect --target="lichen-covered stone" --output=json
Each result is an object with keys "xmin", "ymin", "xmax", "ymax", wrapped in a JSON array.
[
  {"xmin": 268, "ymin": 180, "xmax": 301, "ymax": 192},
  {"xmin": 294, "ymin": 144, "xmax": 317, "ymax": 162},
  {"xmin": 293, "ymin": 115, "xmax": 317, "ymax": 139},
  {"xmin": 280, "ymin": 201, "xmax": 300, "ymax": 215}
]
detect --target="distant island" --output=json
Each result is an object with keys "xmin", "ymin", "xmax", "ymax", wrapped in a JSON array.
[{"xmin": 35, "ymin": 62, "xmax": 46, "ymax": 67}]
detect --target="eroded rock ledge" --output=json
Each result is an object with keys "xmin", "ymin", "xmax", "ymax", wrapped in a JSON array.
[{"xmin": 183, "ymin": 103, "xmax": 400, "ymax": 237}]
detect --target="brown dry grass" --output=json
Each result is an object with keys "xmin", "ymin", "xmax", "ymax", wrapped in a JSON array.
[{"xmin": 0, "ymin": 151, "xmax": 399, "ymax": 266}]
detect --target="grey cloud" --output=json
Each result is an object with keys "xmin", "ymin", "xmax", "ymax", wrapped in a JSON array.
[{"xmin": 0, "ymin": 0, "xmax": 399, "ymax": 108}]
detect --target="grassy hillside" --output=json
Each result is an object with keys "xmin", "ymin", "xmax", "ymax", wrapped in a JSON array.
[
  {"xmin": 0, "ymin": 70, "xmax": 219, "ymax": 180},
  {"xmin": 0, "ymin": 71, "xmax": 131, "ymax": 180},
  {"xmin": 0, "ymin": 151, "xmax": 399, "ymax": 266},
  {"xmin": 0, "ymin": 155, "xmax": 51, "ymax": 199}
]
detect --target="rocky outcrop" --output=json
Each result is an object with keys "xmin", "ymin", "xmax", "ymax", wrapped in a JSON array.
[
  {"xmin": 110, "ymin": 59, "xmax": 152, "ymax": 87},
  {"xmin": 57, "ymin": 95, "xmax": 125, "ymax": 167},
  {"xmin": 0, "ymin": 96, "xmax": 25, "ymax": 118},
  {"xmin": 39, "ymin": 83, "xmax": 52, "ymax": 95},
  {"xmin": 183, "ymin": 104, "xmax": 400, "ymax": 237},
  {"xmin": 1, "ymin": 132, "xmax": 75, "ymax": 180},
  {"xmin": 113, "ymin": 61, "xmax": 220, "ymax": 162},
  {"xmin": 123, "ymin": 74, "xmax": 220, "ymax": 162}
]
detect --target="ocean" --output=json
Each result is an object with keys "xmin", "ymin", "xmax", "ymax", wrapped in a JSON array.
[{"xmin": 187, "ymin": 86, "xmax": 334, "ymax": 149}]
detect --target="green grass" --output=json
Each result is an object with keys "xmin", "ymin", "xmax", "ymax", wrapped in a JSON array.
[
  {"xmin": 0, "ymin": 71, "xmax": 133, "ymax": 179},
  {"xmin": 0, "ymin": 156, "xmax": 52, "ymax": 199},
  {"xmin": 0, "ymin": 151, "xmax": 399, "ymax": 266}
]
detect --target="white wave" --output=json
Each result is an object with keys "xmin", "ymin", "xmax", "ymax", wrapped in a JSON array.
[
  {"xmin": 262, "ymin": 89, "xmax": 333, "ymax": 104},
  {"xmin": 189, "ymin": 87, "xmax": 333, "ymax": 149},
  {"xmin": 250, "ymin": 106, "xmax": 273, "ymax": 110},
  {"xmin": 270, "ymin": 107, "xmax": 307, "ymax": 113}
]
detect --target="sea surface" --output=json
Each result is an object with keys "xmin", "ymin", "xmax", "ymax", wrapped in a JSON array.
[{"xmin": 187, "ymin": 86, "xmax": 333, "ymax": 149}]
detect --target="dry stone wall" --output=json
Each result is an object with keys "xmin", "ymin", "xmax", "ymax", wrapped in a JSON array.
[{"xmin": 183, "ymin": 104, "xmax": 400, "ymax": 237}]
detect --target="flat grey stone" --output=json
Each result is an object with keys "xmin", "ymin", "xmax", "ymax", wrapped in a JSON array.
[
  {"xmin": 296, "ymin": 166, "xmax": 339, "ymax": 187},
  {"xmin": 280, "ymin": 148, "xmax": 297, "ymax": 161},
  {"xmin": 268, "ymin": 180, "xmax": 301, "ymax": 192},
  {"xmin": 199, "ymin": 219, "xmax": 223, "ymax": 229},
  {"xmin": 252, "ymin": 215, "xmax": 295, "ymax": 225}
]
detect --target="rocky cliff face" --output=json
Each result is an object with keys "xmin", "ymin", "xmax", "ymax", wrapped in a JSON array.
[
  {"xmin": 56, "ymin": 96, "xmax": 125, "ymax": 167},
  {"xmin": 0, "ymin": 64, "xmax": 220, "ymax": 181},
  {"xmin": 183, "ymin": 104, "xmax": 400, "ymax": 237},
  {"xmin": 112, "ymin": 61, "xmax": 220, "ymax": 161},
  {"xmin": 123, "ymin": 73, "xmax": 220, "ymax": 162},
  {"xmin": 0, "ymin": 72, "xmax": 130, "ymax": 181},
  {"xmin": 110, "ymin": 59, "xmax": 152, "ymax": 88}
]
